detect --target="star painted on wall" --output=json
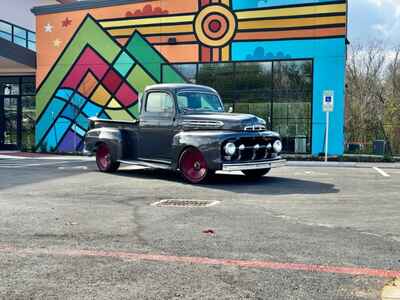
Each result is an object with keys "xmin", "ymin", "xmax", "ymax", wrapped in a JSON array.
[
  {"xmin": 44, "ymin": 23, "xmax": 53, "ymax": 33},
  {"xmin": 62, "ymin": 17, "xmax": 72, "ymax": 28},
  {"xmin": 53, "ymin": 39, "xmax": 62, "ymax": 48}
]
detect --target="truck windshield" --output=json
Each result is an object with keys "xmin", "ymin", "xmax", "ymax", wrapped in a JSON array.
[{"xmin": 177, "ymin": 91, "xmax": 224, "ymax": 113}]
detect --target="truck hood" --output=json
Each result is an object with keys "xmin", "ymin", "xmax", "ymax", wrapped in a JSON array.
[{"xmin": 179, "ymin": 112, "xmax": 267, "ymax": 131}]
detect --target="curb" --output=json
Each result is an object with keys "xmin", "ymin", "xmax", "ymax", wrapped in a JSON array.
[{"xmin": 287, "ymin": 161, "xmax": 400, "ymax": 169}]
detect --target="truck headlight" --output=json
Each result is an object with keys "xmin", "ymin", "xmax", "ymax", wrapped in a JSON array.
[
  {"xmin": 224, "ymin": 142, "xmax": 236, "ymax": 156},
  {"xmin": 273, "ymin": 140, "xmax": 283, "ymax": 153}
]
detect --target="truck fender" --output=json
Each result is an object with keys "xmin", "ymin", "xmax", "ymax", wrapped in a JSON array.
[
  {"xmin": 85, "ymin": 128, "xmax": 124, "ymax": 161},
  {"xmin": 171, "ymin": 132, "xmax": 223, "ymax": 171}
]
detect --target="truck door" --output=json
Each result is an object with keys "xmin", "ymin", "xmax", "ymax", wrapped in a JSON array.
[{"xmin": 139, "ymin": 91, "xmax": 175, "ymax": 161}]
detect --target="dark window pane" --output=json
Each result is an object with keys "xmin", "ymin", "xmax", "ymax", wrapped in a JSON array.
[
  {"xmin": 22, "ymin": 77, "xmax": 35, "ymax": 95},
  {"xmin": 21, "ymin": 96, "xmax": 36, "ymax": 150},
  {"xmin": 272, "ymin": 60, "xmax": 312, "ymax": 153},
  {"xmin": 197, "ymin": 63, "xmax": 234, "ymax": 102},
  {"xmin": 2, "ymin": 97, "xmax": 18, "ymax": 145},
  {"xmin": 273, "ymin": 60, "xmax": 312, "ymax": 93},
  {"xmin": 0, "ymin": 77, "xmax": 19, "ymax": 95},
  {"xmin": 235, "ymin": 62, "xmax": 272, "ymax": 92}
]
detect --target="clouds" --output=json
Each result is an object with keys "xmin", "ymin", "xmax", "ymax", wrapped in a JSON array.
[{"xmin": 349, "ymin": 0, "xmax": 400, "ymax": 46}]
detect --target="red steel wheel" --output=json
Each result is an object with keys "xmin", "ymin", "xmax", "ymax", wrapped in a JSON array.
[
  {"xmin": 96, "ymin": 143, "xmax": 120, "ymax": 173},
  {"xmin": 179, "ymin": 147, "xmax": 210, "ymax": 184}
]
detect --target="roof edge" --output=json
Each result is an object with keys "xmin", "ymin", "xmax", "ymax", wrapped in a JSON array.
[
  {"xmin": 0, "ymin": 39, "xmax": 36, "ymax": 68},
  {"xmin": 31, "ymin": 0, "xmax": 157, "ymax": 16}
]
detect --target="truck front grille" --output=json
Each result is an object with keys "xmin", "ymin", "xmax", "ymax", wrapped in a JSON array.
[{"xmin": 223, "ymin": 137, "xmax": 278, "ymax": 162}]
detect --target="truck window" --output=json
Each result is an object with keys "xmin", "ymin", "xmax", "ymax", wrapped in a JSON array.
[
  {"xmin": 177, "ymin": 91, "xmax": 223, "ymax": 113},
  {"xmin": 146, "ymin": 92, "xmax": 174, "ymax": 113}
]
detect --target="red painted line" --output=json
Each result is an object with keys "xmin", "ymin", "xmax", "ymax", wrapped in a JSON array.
[{"xmin": 0, "ymin": 245, "xmax": 399, "ymax": 278}]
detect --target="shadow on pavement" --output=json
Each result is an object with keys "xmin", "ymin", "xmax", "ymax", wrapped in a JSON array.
[{"xmin": 114, "ymin": 168, "xmax": 339, "ymax": 195}]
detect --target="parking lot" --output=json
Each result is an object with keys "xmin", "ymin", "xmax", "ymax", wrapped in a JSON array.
[{"xmin": 0, "ymin": 157, "xmax": 399, "ymax": 299}]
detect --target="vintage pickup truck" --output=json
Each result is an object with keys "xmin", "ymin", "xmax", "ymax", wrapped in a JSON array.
[{"xmin": 84, "ymin": 84, "xmax": 286, "ymax": 183}]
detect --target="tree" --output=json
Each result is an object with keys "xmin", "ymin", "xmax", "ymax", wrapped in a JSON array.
[{"xmin": 346, "ymin": 43, "xmax": 400, "ymax": 155}]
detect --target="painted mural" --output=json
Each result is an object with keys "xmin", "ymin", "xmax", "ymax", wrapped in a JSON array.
[{"xmin": 35, "ymin": 0, "xmax": 347, "ymax": 153}]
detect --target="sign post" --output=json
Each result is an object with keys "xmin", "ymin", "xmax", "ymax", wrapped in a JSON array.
[{"xmin": 323, "ymin": 91, "xmax": 334, "ymax": 162}]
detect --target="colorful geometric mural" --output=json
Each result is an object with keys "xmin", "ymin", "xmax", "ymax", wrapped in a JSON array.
[
  {"xmin": 100, "ymin": 0, "xmax": 346, "ymax": 63},
  {"xmin": 34, "ymin": 0, "xmax": 347, "ymax": 154},
  {"xmin": 35, "ymin": 16, "xmax": 185, "ymax": 152}
]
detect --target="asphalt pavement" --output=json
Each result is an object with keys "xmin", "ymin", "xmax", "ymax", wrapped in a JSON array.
[{"xmin": 0, "ymin": 157, "xmax": 399, "ymax": 299}]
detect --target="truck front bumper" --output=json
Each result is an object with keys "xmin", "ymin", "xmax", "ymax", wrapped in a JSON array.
[{"xmin": 222, "ymin": 159, "xmax": 286, "ymax": 171}]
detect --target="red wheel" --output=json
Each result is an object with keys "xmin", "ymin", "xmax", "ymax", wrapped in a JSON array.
[
  {"xmin": 96, "ymin": 143, "xmax": 120, "ymax": 173},
  {"xmin": 179, "ymin": 147, "xmax": 210, "ymax": 184}
]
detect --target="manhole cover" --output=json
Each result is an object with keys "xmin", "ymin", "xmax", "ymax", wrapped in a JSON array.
[{"xmin": 151, "ymin": 199, "xmax": 220, "ymax": 208}]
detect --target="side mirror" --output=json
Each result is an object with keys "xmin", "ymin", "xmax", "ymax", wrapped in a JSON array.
[{"xmin": 228, "ymin": 106, "xmax": 234, "ymax": 113}]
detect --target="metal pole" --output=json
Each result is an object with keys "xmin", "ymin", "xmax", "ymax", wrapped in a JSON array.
[{"xmin": 325, "ymin": 111, "xmax": 329, "ymax": 162}]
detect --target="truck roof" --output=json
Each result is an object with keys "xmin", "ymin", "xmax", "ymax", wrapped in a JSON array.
[{"xmin": 145, "ymin": 84, "xmax": 218, "ymax": 94}]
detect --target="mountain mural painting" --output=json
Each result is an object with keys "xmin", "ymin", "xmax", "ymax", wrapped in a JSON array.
[{"xmin": 35, "ymin": 16, "xmax": 185, "ymax": 152}]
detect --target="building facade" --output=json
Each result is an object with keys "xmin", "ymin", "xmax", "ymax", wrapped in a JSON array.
[
  {"xmin": 0, "ymin": 0, "xmax": 69, "ymax": 150},
  {"xmin": 32, "ymin": 0, "xmax": 348, "ymax": 155}
]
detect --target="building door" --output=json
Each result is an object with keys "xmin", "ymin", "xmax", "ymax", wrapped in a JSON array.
[{"xmin": 0, "ymin": 95, "xmax": 21, "ymax": 150}]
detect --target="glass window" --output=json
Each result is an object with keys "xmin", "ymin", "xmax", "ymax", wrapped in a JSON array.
[
  {"xmin": 173, "ymin": 64, "xmax": 196, "ymax": 84},
  {"xmin": 235, "ymin": 62, "xmax": 272, "ymax": 92},
  {"xmin": 0, "ymin": 21, "xmax": 12, "ymax": 34},
  {"xmin": 170, "ymin": 60, "xmax": 313, "ymax": 154},
  {"xmin": 21, "ymin": 96, "xmax": 35, "ymax": 151},
  {"xmin": 28, "ymin": 32, "xmax": 36, "ymax": 42},
  {"xmin": 21, "ymin": 77, "xmax": 35, "ymax": 95},
  {"xmin": 0, "ymin": 31, "xmax": 11, "ymax": 41},
  {"xmin": 274, "ymin": 61, "xmax": 312, "ymax": 93},
  {"xmin": 273, "ymin": 60, "xmax": 312, "ymax": 153},
  {"xmin": 13, "ymin": 27, "xmax": 26, "ymax": 39},
  {"xmin": 177, "ymin": 91, "xmax": 223, "ymax": 113},
  {"xmin": 233, "ymin": 62, "xmax": 273, "ymax": 122},
  {"xmin": 146, "ymin": 92, "xmax": 174, "ymax": 113},
  {"xmin": 197, "ymin": 63, "xmax": 234, "ymax": 103},
  {"xmin": 28, "ymin": 42, "xmax": 36, "ymax": 51},
  {"xmin": 0, "ymin": 77, "xmax": 19, "ymax": 95}
]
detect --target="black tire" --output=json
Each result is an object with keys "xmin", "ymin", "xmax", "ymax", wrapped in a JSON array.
[
  {"xmin": 96, "ymin": 143, "xmax": 120, "ymax": 173},
  {"xmin": 242, "ymin": 168, "xmax": 271, "ymax": 179}
]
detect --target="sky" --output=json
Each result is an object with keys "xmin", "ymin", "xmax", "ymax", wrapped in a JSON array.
[
  {"xmin": 0, "ymin": 0, "xmax": 57, "ymax": 30},
  {"xmin": 348, "ymin": 0, "xmax": 400, "ymax": 47}
]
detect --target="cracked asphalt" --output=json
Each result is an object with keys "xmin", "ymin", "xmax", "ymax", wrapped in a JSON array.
[{"xmin": 0, "ymin": 158, "xmax": 399, "ymax": 299}]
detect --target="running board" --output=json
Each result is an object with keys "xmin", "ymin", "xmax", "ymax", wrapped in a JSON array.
[{"xmin": 119, "ymin": 160, "xmax": 172, "ymax": 170}]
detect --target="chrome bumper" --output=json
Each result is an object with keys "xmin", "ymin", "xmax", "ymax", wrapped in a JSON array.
[{"xmin": 222, "ymin": 159, "xmax": 287, "ymax": 171}]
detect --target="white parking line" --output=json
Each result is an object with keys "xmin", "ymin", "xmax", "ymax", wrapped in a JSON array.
[
  {"xmin": 373, "ymin": 167, "xmax": 390, "ymax": 177},
  {"xmin": 0, "ymin": 160, "xmax": 82, "ymax": 168},
  {"xmin": 57, "ymin": 166, "xmax": 88, "ymax": 170}
]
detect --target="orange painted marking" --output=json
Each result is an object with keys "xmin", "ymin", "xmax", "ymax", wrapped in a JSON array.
[{"xmin": 0, "ymin": 245, "xmax": 399, "ymax": 278}]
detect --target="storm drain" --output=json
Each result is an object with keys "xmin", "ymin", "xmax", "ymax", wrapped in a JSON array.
[{"xmin": 151, "ymin": 199, "xmax": 220, "ymax": 208}]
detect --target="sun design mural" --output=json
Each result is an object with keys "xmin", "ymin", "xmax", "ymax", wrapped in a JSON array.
[{"xmin": 35, "ymin": 0, "xmax": 347, "ymax": 152}]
